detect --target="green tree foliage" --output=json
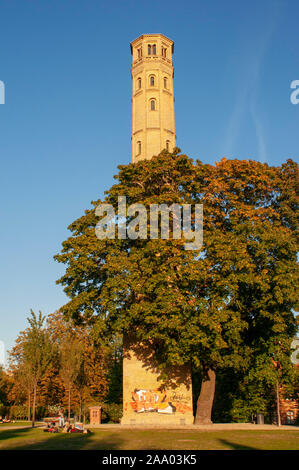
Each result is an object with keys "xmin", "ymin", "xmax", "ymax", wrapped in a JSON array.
[
  {"xmin": 101, "ymin": 403, "xmax": 123, "ymax": 423},
  {"xmin": 55, "ymin": 152, "xmax": 298, "ymax": 423},
  {"xmin": 104, "ymin": 335, "xmax": 123, "ymax": 405},
  {"xmin": 23, "ymin": 311, "xmax": 54, "ymax": 426},
  {"xmin": 8, "ymin": 311, "xmax": 54, "ymax": 426},
  {"xmin": 59, "ymin": 331, "xmax": 84, "ymax": 421}
]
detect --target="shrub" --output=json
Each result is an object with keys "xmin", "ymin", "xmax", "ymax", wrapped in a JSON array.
[
  {"xmin": 9, "ymin": 405, "xmax": 46, "ymax": 421},
  {"xmin": 0, "ymin": 403, "xmax": 7, "ymax": 417},
  {"xmin": 9, "ymin": 405, "xmax": 28, "ymax": 420},
  {"xmin": 101, "ymin": 403, "xmax": 123, "ymax": 423}
]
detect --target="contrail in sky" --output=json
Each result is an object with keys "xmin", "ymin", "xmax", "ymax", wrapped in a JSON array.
[{"xmin": 224, "ymin": 2, "xmax": 281, "ymax": 163}]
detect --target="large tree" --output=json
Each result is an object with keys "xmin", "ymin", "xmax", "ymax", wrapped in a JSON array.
[
  {"xmin": 190, "ymin": 157, "xmax": 298, "ymax": 422},
  {"xmin": 55, "ymin": 151, "xmax": 298, "ymax": 423}
]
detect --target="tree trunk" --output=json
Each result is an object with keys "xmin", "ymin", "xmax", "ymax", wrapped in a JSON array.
[
  {"xmin": 194, "ymin": 369, "xmax": 216, "ymax": 425},
  {"xmin": 32, "ymin": 383, "xmax": 37, "ymax": 428},
  {"xmin": 79, "ymin": 395, "xmax": 82, "ymax": 423},
  {"xmin": 28, "ymin": 390, "xmax": 31, "ymax": 422},
  {"xmin": 68, "ymin": 387, "xmax": 71, "ymax": 422},
  {"xmin": 276, "ymin": 377, "xmax": 281, "ymax": 427}
]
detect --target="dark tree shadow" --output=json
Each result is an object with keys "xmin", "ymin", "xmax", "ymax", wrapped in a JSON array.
[
  {"xmin": 124, "ymin": 334, "xmax": 192, "ymax": 390},
  {"xmin": 0, "ymin": 427, "xmax": 33, "ymax": 442},
  {"xmin": 0, "ymin": 428, "xmax": 125, "ymax": 450},
  {"xmin": 218, "ymin": 439, "xmax": 259, "ymax": 450}
]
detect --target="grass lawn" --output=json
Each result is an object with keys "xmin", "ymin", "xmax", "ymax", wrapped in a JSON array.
[{"xmin": 0, "ymin": 427, "xmax": 298, "ymax": 450}]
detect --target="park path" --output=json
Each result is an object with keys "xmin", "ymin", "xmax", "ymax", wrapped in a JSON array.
[
  {"xmin": 0, "ymin": 425, "xmax": 31, "ymax": 431},
  {"xmin": 1, "ymin": 423, "xmax": 298, "ymax": 431},
  {"xmin": 87, "ymin": 423, "xmax": 299, "ymax": 431},
  {"xmin": 0, "ymin": 423, "xmax": 43, "ymax": 431}
]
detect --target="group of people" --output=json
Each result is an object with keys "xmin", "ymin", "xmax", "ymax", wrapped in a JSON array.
[
  {"xmin": 44, "ymin": 416, "xmax": 88, "ymax": 434},
  {"xmin": 44, "ymin": 421, "xmax": 59, "ymax": 433},
  {"xmin": 0, "ymin": 416, "xmax": 11, "ymax": 423},
  {"xmin": 1, "ymin": 412, "xmax": 89, "ymax": 433}
]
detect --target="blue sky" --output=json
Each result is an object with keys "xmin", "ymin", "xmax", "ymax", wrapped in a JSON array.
[{"xmin": 0, "ymin": 0, "xmax": 298, "ymax": 362}]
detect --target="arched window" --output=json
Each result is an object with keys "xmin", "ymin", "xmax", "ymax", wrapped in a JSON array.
[
  {"xmin": 148, "ymin": 44, "xmax": 151, "ymax": 55},
  {"xmin": 137, "ymin": 141, "xmax": 141, "ymax": 155},
  {"xmin": 150, "ymin": 75, "xmax": 155, "ymax": 86},
  {"xmin": 152, "ymin": 44, "xmax": 156, "ymax": 55},
  {"xmin": 150, "ymin": 99, "xmax": 156, "ymax": 111},
  {"xmin": 137, "ymin": 77, "xmax": 141, "ymax": 89},
  {"xmin": 164, "ymin": 77, "xmax": 167, "ymax": 88},
  {"xmin": 166, "ymin": 140, "xmax": 170, "ymax": 151}
]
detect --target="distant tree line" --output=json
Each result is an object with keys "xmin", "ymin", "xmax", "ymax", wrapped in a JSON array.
[{"xmin": 1, "ymin": 311, "xmax": 122, "ymax": 426}]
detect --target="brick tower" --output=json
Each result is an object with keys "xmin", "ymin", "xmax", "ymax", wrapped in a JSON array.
[
  {"xmin": 121, "ymin": 35, "xmax": 193, "ymax": 425},
  {"xmin": 131, "ymin": 34, "xmax": 176, "ymax": 163}
]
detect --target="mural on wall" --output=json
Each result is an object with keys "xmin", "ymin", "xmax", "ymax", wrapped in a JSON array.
[{"xmin": 127, "ymin": 389, "xmax": 192, "ymax": 414}]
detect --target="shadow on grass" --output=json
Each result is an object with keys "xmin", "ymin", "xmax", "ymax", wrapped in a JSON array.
[
  {"xmin": 0, "ymin": 427, "xmax": 34, "ymax": 442},
  {"xmin": 0, "ymin": 427, "xmax": 125, "ymax": 450},
  {"xmin": 218, "ymin": 439, "xmax": 258, "ymax": 450}
]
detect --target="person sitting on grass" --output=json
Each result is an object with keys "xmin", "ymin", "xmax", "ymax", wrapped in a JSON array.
[
  {"xmin": 44, "ymin": 422, "xmax": 59, "ymax": 433},
  {"xmin": 46, "ymin": 423, "xmax": 51, "ymax": 431},
  {"xmin": 62, "ymin": 422, "xmax": 72, "ymax": 433},
  {"xmin": 44, "ymin": 423, "xmax": 51, "ymax": 432},
  {"xmin": 71, "ymin": 423, "xmax": 90, "ymax": 434}
]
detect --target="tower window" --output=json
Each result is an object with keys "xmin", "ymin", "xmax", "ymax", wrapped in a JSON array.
[
  {"xmin": 148, "ymin": 44, "xmax": 156, "ymax": 55},
  {"xmin": 137, "ymin": 77, "xmax": 141, "ymax": 89},
  {"xmin": 150, "ymin": 75, "xmax": 155, "ymax": 86},
  {"xmin": 164, "ymin": 77, "xmax": 167, "ymax": 88},
  {"xmin": 137, "ymin": 141, "xmax": 141, "ymax": 155},
  {"xmin": 137, "ymin": 47, "xmax": 142, "ymax": 59},
  {"xmin": 166, "ymin": 140, "xmax": 170, "ymax": 151},
  {"xmin": 162, "ymin": 47, "xmax": 167, "ymax": 58},
  {"xmin": 150, "ymin": 99, "xmax": 156, "ymax": 110}
]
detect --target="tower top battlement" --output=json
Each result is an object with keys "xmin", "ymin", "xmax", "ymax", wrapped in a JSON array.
[
  {"xmin": 130, "ymin": 33, "xmax": 174, "ymax": 54},
  {"xmin": 130, "ymin": 34, "xmax": 174, "ymax": 69}
]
